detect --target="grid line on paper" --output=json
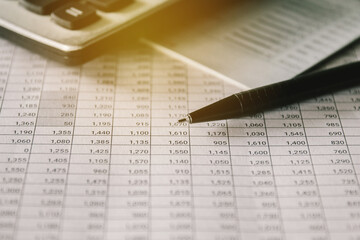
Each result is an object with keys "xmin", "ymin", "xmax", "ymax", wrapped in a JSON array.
[
  {"xmin": 102, "ymin": 55, "xmax": 118, "ymax": 240},
  {"xmin": 58, "ymin": 62, "xmax": 82, "ymax": 240}
]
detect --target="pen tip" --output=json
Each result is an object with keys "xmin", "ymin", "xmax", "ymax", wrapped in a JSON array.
[{"xmin": 178, "ymin": 115, "xmax": 192, "ymax": 123}]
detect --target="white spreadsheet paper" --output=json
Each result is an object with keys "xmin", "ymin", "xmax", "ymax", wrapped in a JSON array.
[{"xmin": 0, "ymin": 39, "xmax": 360, "ymax": 240}]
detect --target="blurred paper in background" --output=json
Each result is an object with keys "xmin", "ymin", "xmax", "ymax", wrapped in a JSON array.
[{"xmin": 146, "ymin": 0, "xmax": 360, "ymax": 88}]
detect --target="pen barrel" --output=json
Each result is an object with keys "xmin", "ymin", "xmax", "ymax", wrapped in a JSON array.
[
  {"xmin": 238, "ymin": 62, "xmax": 360, "ymax": 115},
  {"xmin": 189, "ymin": 95, "xmax": 242, "ymax": 123},
  {"xmin": 189, "ymin": 62, "xmax": 360, "ymax": 123},
  {"xmin": 255, "ymin": 62, "xmax": 360, "ymax": 108}
]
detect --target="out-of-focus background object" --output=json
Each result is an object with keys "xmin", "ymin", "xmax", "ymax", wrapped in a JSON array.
[
  {"xmin": 145, "ymin": 0, "xmax": 360, "ymax": 88},
  {"xmin": 0, "ymin": 0, "xmax": 359, "ymax": 73},
  {"xmin": 0, "ymin": 0, "xmax": 181, "ymax": 64}
]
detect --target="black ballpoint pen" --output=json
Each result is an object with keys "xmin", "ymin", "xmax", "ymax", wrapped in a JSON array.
[{"xmin": 178, "ymin": 61, "xmax": 360, "ymax": 124}]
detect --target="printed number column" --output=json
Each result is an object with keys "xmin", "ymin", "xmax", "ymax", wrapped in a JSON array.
[
  {"xmin": 26, "ymin": 61, "xmax": 79, "ymax": 240},
  {"xmin": 150, "ymin": 53, "xmax": 192, "ymax": 240},
  {"xmin": 190, "ymin": 73, "xmax": 239, "ymax": 240},
  {"xmin": 0, "ymin": 43, "xmax": 22, "ymax": 240},
  {"xmin": 229, "ymin": 110, "xmax": 283, "ymax": 240},
  {"xmin": 61, "ymin": 56, "xmax": 115, "ymax": 240},
  {"xmin": 10, "ymin": 50, "xmax": 48, "ymax": 240},
  {"xmin": 301, "ymin": 94, "xmax": 360, "ymax": 240},
  {"xmin": 266, "ymin": 103, "xmax": 328, "ymax": 240},
  {"xmin": 107, "ymin": 49, "xmax": 151, "ymax": 240},
  {"xmin": 332, "ymin": 89, "xmax": 360, "ymax": 239}
]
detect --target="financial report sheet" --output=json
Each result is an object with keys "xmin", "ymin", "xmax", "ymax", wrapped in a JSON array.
[{"xmin": 0, "ymin": 39, "xmax": 360, "ymax": 240}]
